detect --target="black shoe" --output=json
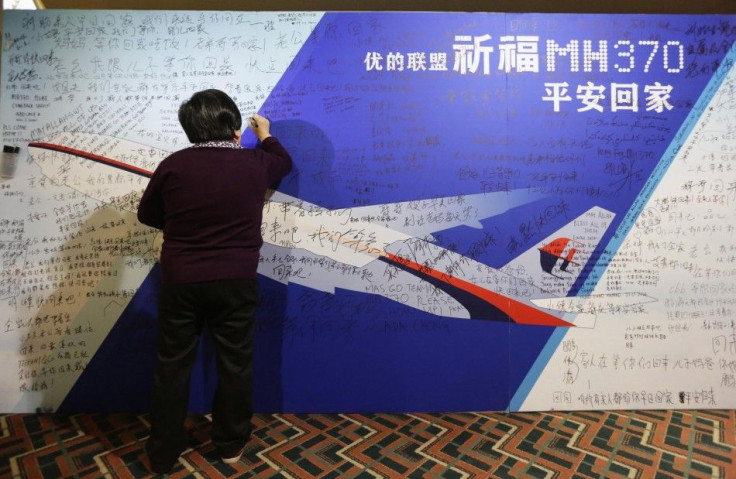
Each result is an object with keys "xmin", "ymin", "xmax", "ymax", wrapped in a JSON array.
[
  {"xmin": 147, "ymin": 448, "xmax": 184, "ymax": 474},
  {"xmin": 149, "ymin": 457, "xmax": 178, "ymax": 475},
  {"xmin": 220, "ymin": 443, "xmax": 248, "ymax": 464},
  {"xmin": 146, "ymin": 435, "xmax": 187, "ymax": 474}
]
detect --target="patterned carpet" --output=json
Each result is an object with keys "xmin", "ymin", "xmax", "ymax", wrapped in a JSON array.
[{"xmin": 1, "ymin": 410, "xmax": 734, "ymax": 478}]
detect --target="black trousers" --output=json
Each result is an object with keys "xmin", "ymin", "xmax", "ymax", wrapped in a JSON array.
[{"xmin": 146, "ymin": 278, "xmax": 258, "ymax": 466}]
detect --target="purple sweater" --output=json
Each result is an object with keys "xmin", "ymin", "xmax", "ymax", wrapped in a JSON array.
[{"xmin": 137, "ymin": 137, "xmax": 292, "ymax": 284}]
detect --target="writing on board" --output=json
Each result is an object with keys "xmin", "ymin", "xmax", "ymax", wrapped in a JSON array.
[{"xmin": 3, "ymin": 10, "xmax": 736, "ymax": 414}]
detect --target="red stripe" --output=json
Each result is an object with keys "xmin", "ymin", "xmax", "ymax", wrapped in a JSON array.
[
  {"xmin": 385, "ymin": 252, "xmax": 574, "ymax": 327},
  {"xmin": 29, "ymin": 141, "xmax": 154, "ymax": 177}
]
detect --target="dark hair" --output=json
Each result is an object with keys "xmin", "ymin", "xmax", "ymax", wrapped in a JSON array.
[{"xmin": 178, "ymin": 89, "xmax": 242, "ymax": 143}]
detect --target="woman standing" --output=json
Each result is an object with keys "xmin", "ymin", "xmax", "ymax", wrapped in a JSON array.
[{"xmin": 137, "ymin": 89, "xmax": 292, "ymax": 474}]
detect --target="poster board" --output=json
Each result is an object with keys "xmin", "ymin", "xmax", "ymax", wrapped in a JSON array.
[{"xmin": 2, "ymin": 10, "xmax": 735, "ymax": 413}]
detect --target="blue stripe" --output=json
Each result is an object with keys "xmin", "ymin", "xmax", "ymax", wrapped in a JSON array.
[{"xmin": 510, "ymin": 41, "xmax": 736, "ymax": 411}]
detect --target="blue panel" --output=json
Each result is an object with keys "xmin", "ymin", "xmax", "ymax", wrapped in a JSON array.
[
  {"xmin": 257, "ymin": 13, "xmax": 736, "ymax": 411},
  {"xmin": 62, "ymin": 12, "xmax": 736, "ymax": 413}
]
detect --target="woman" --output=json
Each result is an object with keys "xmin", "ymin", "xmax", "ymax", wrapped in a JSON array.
[{"xmin": 137, "ymin": 89, "xmax": 292, "ymax": 474}]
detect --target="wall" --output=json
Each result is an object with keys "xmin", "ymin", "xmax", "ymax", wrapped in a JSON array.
[
  {"xmin": 33, "ymin": 0, "xmax": 736, "ymax": 12},
  {"xmin": 3, "ymin": 0, "xmax": 736, "ymax": 41},
  {"xmin": 2, "ymin": 10, "xmax": 736, "ymax": 413}
]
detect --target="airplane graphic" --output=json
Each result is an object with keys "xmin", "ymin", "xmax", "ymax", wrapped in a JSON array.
[{"xmin": 28, "ymin": 132, "xmax": 655, "ymax": 328}]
